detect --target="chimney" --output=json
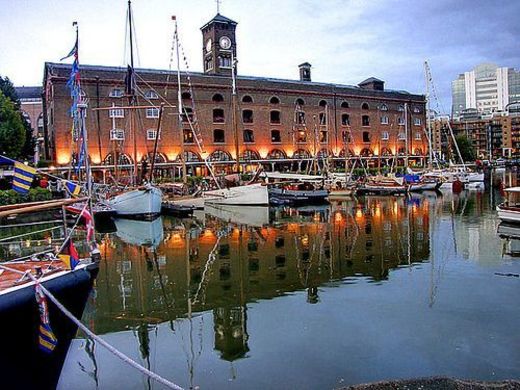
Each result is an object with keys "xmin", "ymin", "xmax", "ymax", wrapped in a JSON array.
[{"xmin": 299, "ymin": 62, "xmax": 311, "ymax": 82}]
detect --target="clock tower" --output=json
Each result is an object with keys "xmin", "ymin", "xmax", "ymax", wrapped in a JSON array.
[{"xmin": 201, "ymin": 13, "xmax": 237, "ymax": 76}]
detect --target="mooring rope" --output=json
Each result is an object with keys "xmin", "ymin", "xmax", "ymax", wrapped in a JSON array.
[{"xmin": 0, "ymin": 226, "xmax": 62, "ymax": 243}]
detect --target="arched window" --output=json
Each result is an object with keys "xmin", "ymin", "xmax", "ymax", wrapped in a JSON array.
[
  {"xmin": 361, "ymin": 102, "xmax": 370, "ymax": 110},
  {"xmin": 147, "ymin": 152, "xmax": 167, "ymax": 163},
  {"xmin": 104, "ymin": 152, "xmax": 133, "ymax": 165},
  {"xmin": 414, "ymin": 147, "xmax": 423, "ymax": 155},
  {"xmin": 270, "ymin": 110, "xmax": 281, "ymax": 124},
  {"xmin": 213, "ymin": 129, "xmax": 225, "ymax": 143},
  {"xmin": 242, "ymin": 95, "xmax": 253, "ymax": 103},
  {"xmin": 379, "ymin": 103, "xmax": 388, "ymax": 111},
  {"xmin": 295, "ymin": 98, "xmax": 305, "ymax": 106},
  {"xmin": 241, "ymin": 149, "xmax": 260, "ymax": 160},
  {"xmin": 212, "ymin": 93, "xmax": 224, "ymax": 102},
  {"xmin": 319, "ymin": 99, "xmax": 327, "ymax": 107},
  {"xmin": 293, "ymin": 149, "xmax": 310, "ymax": 159},
  {"xmin": 380, "ymin": 115, "xmax": 389, "ymax": 125},
  {"xmin": 413, "ymin": 106, "xmax": 421, "ymax": 114},
  {"xmin": 268, "ymin": 149, "xmax": 287, "ymax": 159},
  {"xmin": 397, "ymin": 147, "xmax": 407, "ymax": 155},
  {"xmin": 341, "ymin": 101, "xmax": 349, "ymax": 109},
  {"xmin": 242, "ymin": 109, "xmax": 253, "ymax": 123},
  {"xmin": 213, "ymin": 108, "xmax": 224, "ymax": 123},
  {"xmin": 176, "ymin": 151, "xmax": 202, "ymax": 162},
  {"xmin": 209, "ymin": 150, "xmax": 232, "ymax": 161},
  {"xmin": 269, "ymin": 96, "xmax": 280, "ymax": 104},
  {"xmin": 341, "ymin": 113, "xmax": 350, "ymax": 126},
  {"xmin": 317, "ymin": 149, "xmax": 332, "ymax": 158},
  {"xmin": 243, "ymin": 129, "xmax": 254, "ymax": 143},
  {"xmin": 398, "ymin": 105, "xmax": 405, "ymax": 112},
  {"xmin": 360, "ymin": 148, "xmax": 373, "ymax": 157},
  {"xmin": 181, "ymin": 92, "xmax": 191, "ymax": 100},
  {"xmin": 339, "ymin": 148, "xmax": 355, "ymax": 157},
  {"xmin": 380, "ymin": 147, "xmax": 392, "ymax": 156},
  {"xmin": 271, "ymin": 130, "xmax": 281, "ymax": 143},
  {"xmin": 362, "ymin": 115, "xmax": 370, "ymax": 126}
]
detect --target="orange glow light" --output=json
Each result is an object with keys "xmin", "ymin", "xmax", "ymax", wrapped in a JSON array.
[{"xmin": 57, "ymin": 151, "xmax": 71, "ymax": 165}]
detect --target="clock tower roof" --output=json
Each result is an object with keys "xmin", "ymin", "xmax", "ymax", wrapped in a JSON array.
[{"xmin": 200, "ymin": 13, "xmax": 237, "ymax": 30}]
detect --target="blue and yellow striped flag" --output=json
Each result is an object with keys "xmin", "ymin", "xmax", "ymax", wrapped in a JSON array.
[
  {"xmin": 13, "ymin": 162, "xmax": 36, "ymax": 194},
  {"xmin": 39, "ymin": 323, "xmax": 58, "ymax": 353},
  {"xmin": 63, "ymin": 180, "xmax": 81, "ymax": 196}
]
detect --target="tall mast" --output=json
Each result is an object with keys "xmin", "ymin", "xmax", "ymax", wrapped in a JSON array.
[
  {"xmin": 174, "ymin": 16, "xmax": 188, "ymax": 184},
  {"xmin": 424, "ymin": 61, "xmax": 433, "ymax": 170},
  {"xmin": 404, "ymin": 102, "xmax": 409, "ymax": 169},
  {"xmin": 127, "ymin": 0, "xmax": 138, "ymax": 184},
  {"xmin": 231, "ymin": 52, "xmax": 241, "ymax": 178}
]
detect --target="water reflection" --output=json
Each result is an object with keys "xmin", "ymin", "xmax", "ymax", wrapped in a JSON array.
[{"xmin": 59, "ymin": 187, "xmax": 520, "ymax": 389}]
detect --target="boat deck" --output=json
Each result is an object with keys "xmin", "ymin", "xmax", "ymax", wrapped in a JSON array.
[{"xmin": 0, "ymin": 261, "xmax": 65, "ymax": 292}]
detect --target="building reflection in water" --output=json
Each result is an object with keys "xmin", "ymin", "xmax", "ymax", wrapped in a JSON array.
[{"xmin": 91, "ymin": 195, "xmax": 431, "ymax": 363}]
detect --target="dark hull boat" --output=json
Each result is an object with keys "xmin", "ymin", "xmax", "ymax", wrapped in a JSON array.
[
  {"xmin": 0, "ymin": 261, "xmax": 99, "ymax": 389},
  {"xmin": 269, "ymin": 185, "xmax": 329, "ymax": 206},
  {"xmin": 161, "ymin": 201, "xmax": 195, "ymax": 218}
]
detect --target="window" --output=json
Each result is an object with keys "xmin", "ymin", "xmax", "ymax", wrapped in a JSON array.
[
  {"xmin": 145, "ymin": 90, "xmax": 158, "ymax": 99},
  {"xmin": 295, "ymin": 98, "xmax": 305, "ymax": 106},
  {"xmin": 380, "ymin": 115, "xmax": 389, "ymax": 125},
  {"xmin": 341, "ymin": 113, "xmax": 350, "ymax": 126},
  {"xmin": 146, "ymin": 107, "xmax": 159, "ymax": 118},
  {"xmin": 415, "ymin": 132, "xmax": 422, "ymax": 140},
  {"xmin": 109, "ymin": 88, "xmax": 123, "ymax": 98},
  {"xmin": 362, "ymin": 102, "xmax": 370, "ymax": 110},
  {"xmin": 398, "ymin": 117, "xmax": 405, "ymax": 125},
  {"xmin": 110, "ymin": 129, "xmax": 124, "ymax": 140},
  {"xmin": 398, "ymin": 105, "xmax": 404, "ymax": 112},
  {"xmin": 362, "ymin": 131, "xmax": 370, "ymax": 143},
  {"xmin": 242, "ymin": 95, "xmax": 253, "ymax": 103},
  {"xmin": 342, "ymin": 131, "xmax": 351, "ymax": 143},
  {"xmin": 242, "ymin": 109, "xmax": 253, "ymax": 124},
  {"xmin": 243, "ymin": 129, "xmax": 254, "ymax": 143},
  {"xmin": 181, "ymin": 92, "xmax": 191, "ymax": 100},
  {"xmin": 381, "ymin": 131, "xmax": 389, "ymax": 140},
  {"xmin": 379, "ymin": 104, "xmax": 388, "ymax": 111},
  {"xmin": 414, "ymin": 118, "xmax": 422, "ymax": 126},
  {"xmin": 205, "ymin": 57, "xmax": 213, "ymax": 71},
  {"xmin": 296, "ymin": 111, "xmax": 305, "ymax": 125},
  {"xmin": 218, "ymin": 56, "xmax": 231, "ymax": 68},
  {"xmin": 319, "ymin": 99, "xmax": 327, "ymax": 107},
  {"xmin": 269, "ymin": 96, "xmax": 280, "ymax": 104},
  {"xmin": 413, "ymin": 106, "xmax": 421, "ymax": 114},
  {"xmin": 213, "ymin": 129, "xmax": 225, "ymax": 143},
  {"xmin": 296, "ymin": 130, "xmax": 307, "ymax": 142},
  {"xmin": 213, "ymin": 108, "xmax": 224, "ymax": 123},
  {"xmin": 320, "ymin": 131, "xmax": 328, "ymax": 143},
  {"xmin": 271, "ymin": 130, "xmax": 281, "ymax": 143},
  {"xmin": 398, "ymin": 132, "xmax": 406, "ymax": 140},
  {"xmin": 212, "ymin": 93, "xmax": 224, "ymax": 102},
  {"xmin": 109, "ymin": 108, "xmax": 124, "ymax": 118},
  {"xmin": 362, "ymin": 115, "xmax": 370, "ymax": 126},
  {"xmin": 341, "ymin": 101, "xmax": 349, "ymax": 109},
  {"xmin": 319, "ymin": 112, "xmax": 327, "ymax": 125},
  {"xmin": 147, "ymin": 129, "xmax": 159, "ymax": 140},
  {"xmin": 181, "ymin": 107, "xmax": 193, "ymax": 123},
  {"xmin": 270, "ymin": 110, "xmax": 281, "ymax": 124},
  {"xmin": 183, "ymin": 129, "xmax": 194, "ymax": 144}
]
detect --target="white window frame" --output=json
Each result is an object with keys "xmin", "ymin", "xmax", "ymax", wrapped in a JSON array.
[
  {"xmin": 379, "ymin": 104, "xmax": 388, "ymax": 111},
  {"xmin": 414, "ymin": 118, "xmax": 422, "ymax": 126},
  {"xmin": 380, "ymin": 115, "xmax": 389, "ymax": 125},
  {"xmin": 145, "ymin": 90, "xmax": 159, "ymax": 99},
  {"xmin": 398, "ymin": 117, "xmax": 405, "ymax": 125},
  {"xmin": 398, "ymin": 105, "xmax": 404, "ymax": 112},
  {"xmin": 147, "ymin": 129, "xmax": 160, "ymax": 140},
  {"xmin": 398, "ymin": 132, "xmax": 406, "ymax": 140},
  {"xmin": 146, "ymin": 107, "xmax": 160, "ymax": 118},
  {"xmin": 415, "ymin": 132, "xmax": 422, "ymax": 140},
  {"xmin": 381, "ymin": 131, "xmax": 389, "ymax": 140},
  {"xmin": 109, "ymin": 108, "xmax": 124, "ymax": 118},
  {"xmin": 109, "ymin": 88, "xmax": 123, "ymax": 98},
  {"xmin": 110, "ymin": 129, "xmax": 125, "ymax": 140}
]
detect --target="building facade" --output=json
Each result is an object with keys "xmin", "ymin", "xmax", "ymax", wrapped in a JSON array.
[
  {"xmin": 15, "ymin": 86, "xmax": 44, "ymax": 162},
  {"xmin": 452, "ymin": 63, "xmax": 520, "ymax": 120},
  {"xmin": 43, "ymin": 13, "xmax": 427, "ymax": 174}
]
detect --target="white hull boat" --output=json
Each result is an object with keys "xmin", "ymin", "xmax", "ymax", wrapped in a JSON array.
[
  {"xmin": 114, "ymin": 217, "xmax": 164, "ymax": 248},
  {"xmin": 205, "ymin": 205, "xmax": 270, "ymax": 227},
  {"xmin": 203, "ymin": 183, "xmax": 269, "ymax": 206},
  {"xmin": 107, "ymin": 183, "xmax": 162, "ymax": 219},
  {"xmin": 497, "ymin": 187, "xmax": 520, "ymax": 224}
]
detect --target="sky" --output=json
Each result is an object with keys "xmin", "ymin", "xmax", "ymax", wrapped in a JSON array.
[{"xmin": 1, "ymin": 0, "xmax": 519, "ymax": 114}]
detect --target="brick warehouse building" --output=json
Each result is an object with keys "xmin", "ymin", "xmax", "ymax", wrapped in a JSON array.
[{"xmin": 42, "ymin": 13, "xmax": 427, "ymax": 175}]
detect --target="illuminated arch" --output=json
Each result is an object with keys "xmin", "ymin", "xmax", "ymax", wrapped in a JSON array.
[
  {"xmin": 240, "ymin": 149, "xmax": 260, "ymax": 160},
  {"xmin": 208, "ymin": 150, "xmax": 232, "ymax": 162},
  {"xmin": 338, "ymin": 148, "xmax": 355, "ymax": 158},
  {"xmin": 293, "ymin": 149, "xmax": 311, "ymax": 159},
  {"xmin": 380, "ymin": 147, "xmax": 393, "ymax": 156},
  {"xmin": 176, "ymin": 150, "xmax": 202, "ymax": 162},
  {"xmin": 103, "ymin": 152, "xmax": 133, "ymax": 165},
  {"xmin": 359, "ymin": 148, "xmax": 374, "ymax": 157},
  {"xmin": 268, "ymin": 149, "xmax": 287, "ymax": 159}
]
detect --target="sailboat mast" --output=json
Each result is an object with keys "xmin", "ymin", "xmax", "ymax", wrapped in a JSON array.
[
  {"xmin": 174, "ymin": 16, "xmax": 188, "ymax": 184},
  {"xmin": 127, "ymin": 0, "xmax": 138, "ymax": 185},
  {"xmin": 404, "ymin": 102, "xmax": 409, "ymax": 169},
  {"xmin": 231, "ymin": 52, "xmax": 240, "ymax": 177},
  {"xmin": 424, "ymin": 61, "xmax": 433, "ymax": 170}
]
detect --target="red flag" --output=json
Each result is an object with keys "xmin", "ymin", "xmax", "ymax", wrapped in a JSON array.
[{"xmin": 66, "ymin": 205, "xmax": 95, "ymax": 242}]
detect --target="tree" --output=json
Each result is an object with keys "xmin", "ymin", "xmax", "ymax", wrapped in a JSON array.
[
  {"xmin": 0, "ymin": 90, "xmax": 25, "ymax": 158},
  {"xmin": 0, "ymin": 75, "xmax": 35, "ymax": 161},
  {"xmin": 454, "ymin": 135, "xmax": 476, "ymax": 163}
]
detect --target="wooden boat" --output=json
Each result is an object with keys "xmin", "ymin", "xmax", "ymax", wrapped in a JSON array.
[
  {"xmin": 106, "ymin": 183, "xmax": 162, "ymax": 220},
  {"xmin": 66, "ymin": 200, "xmax": 117, "ymax": 219},
  {"xmin": 356, "ymin": 176, "xmax": 408, "ymax": 196},
  {"xmin": 497, "ymin": 187, "xmax": 520, "ymax": 224},
  {"xmin": 204, "ymin": 182, "xmax": 270, "ymax": 207},
  {"xmin": 268, "ymin": 182, "xmax": 329, "ymax": 206},
  {"xmin": 161, "ymin": 201, "xmax": 194, "ymax": 218},
  {"xmin": 409, "ymin": 178, "xmax": 442, "ymax": 192}
]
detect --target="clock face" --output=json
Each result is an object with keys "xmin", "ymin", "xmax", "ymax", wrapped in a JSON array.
[
  {"xmin": 219, "ymin": 36, "xmax": 231, "ymax": 50},
  {"xmin": 206, "ymin": 38, "xmax": 212, "ymax": 52}
]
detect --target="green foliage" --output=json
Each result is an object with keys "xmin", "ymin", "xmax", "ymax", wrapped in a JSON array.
[
  {"xmin": 0, "ymin": 76, "xmax": 19, "ymax": 110},
  {"xmin": 0, "ymin": 91, "xmax": 25, "ymax": 159},
  {"xmin": 0, "ymin": 187, "xmax": 52, "ymax": 206},
  {"xmin": 455, "ymin": 135, "xmax": 476, "ymax": 162}
]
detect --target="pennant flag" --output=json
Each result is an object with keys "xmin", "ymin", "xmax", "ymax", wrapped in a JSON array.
[
  {"xmin": 63, "ymin": 180, "xmax": 81, "ymax": 196},
  {"xmin": 35, "ymin": 284, "xmax": 58, "ymax": 353},
  {"xmin": 66, "ymin": 205, "xmax": 95, "ymax": 242},
  {"xmin": 58, "ymin": 237, "xmax": 80, "ymax": 270},
  {"xmin": 13, "ymin": 162, "xmax": 36, "ymax": 194}
]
